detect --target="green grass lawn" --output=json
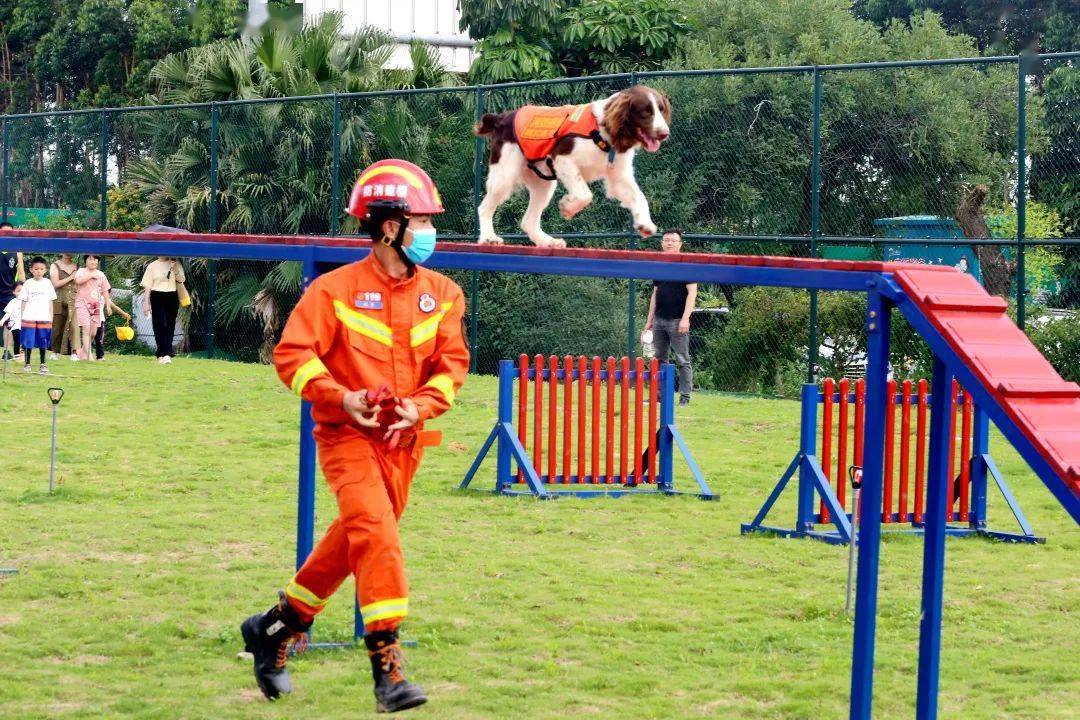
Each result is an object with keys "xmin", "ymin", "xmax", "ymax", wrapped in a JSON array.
[{"xmin": 0, "ymin": 356, "xmax": 1076, "ymax": 719}]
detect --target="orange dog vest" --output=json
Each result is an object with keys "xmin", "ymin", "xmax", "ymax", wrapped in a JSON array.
[{"xmin": 513, "ymin": 104, "xmax": 614, "ymax": 179}]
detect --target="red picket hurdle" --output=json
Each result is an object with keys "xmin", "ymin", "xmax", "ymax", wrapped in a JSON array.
[
  {"xmin": 517, "ymin": 354, "xmax": 660, "ymax": 486},
  {"xmin": 743, "ymin": 377, "xmax": 1040, "ymax": 543},
  {"xmin": 461, "ymin": 354, "xmax": 714, "ymax": 498},
  {"xmin": 817, "ymin": 378, "xmax": 974, "ymax": 524}
]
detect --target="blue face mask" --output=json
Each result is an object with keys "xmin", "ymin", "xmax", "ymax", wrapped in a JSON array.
[{"xmin": 404, "ymin": 228, "xmax": 437, "ymax": 265}]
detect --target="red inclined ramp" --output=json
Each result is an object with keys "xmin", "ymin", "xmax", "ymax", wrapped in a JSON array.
[{"xmin": 892, "ymin": 266, "xmax": 1080, "ymax": 514}]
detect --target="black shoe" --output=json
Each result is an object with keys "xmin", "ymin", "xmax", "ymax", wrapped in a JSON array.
[
  {"xmin": 240, "ymin": 591, "xmax": 311, "ymax": 700},
  {"xmin": 679, "ymin": 395, "xmax": 690, "ymax": 406},
  {"xmin": 367, "ymin": 631, "xmax": 427, "ymax": 713}
]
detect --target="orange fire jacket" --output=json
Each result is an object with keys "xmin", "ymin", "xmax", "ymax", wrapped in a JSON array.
[
  {"xmin": 274, "ymin": 253, "xmax": 469, "ymax": 439},
  {"xmin": 514, "ymin": 103, "xmax": 606, "ymax": 162}
]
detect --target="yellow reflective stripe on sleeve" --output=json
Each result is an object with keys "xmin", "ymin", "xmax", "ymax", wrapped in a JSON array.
[
  {"xmin": 290, "ymin": 356, "xmax": 329, "ymax": 396},
  {"xmin": 410, "ymin": 301, "xmax": 454, "ymax": 347},
  {"xmin": 333, "ymin": 300, "xmax": 393, "ymax": 347},
  {"xmin": 423, "ymin": 373, "xmax": 456, "ymax": 406},
  {"xmin": 285, "ymin": 580, "xmax": 329, "ymax": 609},
  {"xmin": 360, "ymin": 597, "xmax": 409, "ymax": 623}
]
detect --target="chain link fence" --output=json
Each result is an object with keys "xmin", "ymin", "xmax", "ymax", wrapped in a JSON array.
[{"xmin": 1, "ymin": 53, "xmax": 1077, "ymax": 395}]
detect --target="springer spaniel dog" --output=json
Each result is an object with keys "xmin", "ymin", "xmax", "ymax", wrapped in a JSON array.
[{"xmin": 474, "ymin": 85, "xmax": 671, "ymax": 248}]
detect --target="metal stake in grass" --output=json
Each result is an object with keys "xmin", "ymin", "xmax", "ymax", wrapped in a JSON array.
[
  {"xmin": 47, "ymin": 387, "xmax": 64, "ymax": 493},
  {"xmin": 845, "ymin": 465, "xmax": 863, "ymax": 615}
]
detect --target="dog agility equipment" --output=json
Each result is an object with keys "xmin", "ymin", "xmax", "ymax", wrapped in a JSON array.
[
  {"xmin": 5, "ymin": 228, "xmax": 1078, "ymax": 720},
  {"xmin": 461, "ymin": 354, "xmax": 712, "ymax": 497},
  {"xmin": 743, "ymin": 377, "xmax": 1040, "ymax": 544}
]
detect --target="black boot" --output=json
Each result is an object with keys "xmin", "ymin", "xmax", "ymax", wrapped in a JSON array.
[
  {"xmin": 366, "ymin": 630, "xmax": 427, "ymax": 713},
  {"xmin": 240, "ymin": 591, "xmax": 311, "ymax": 700}
]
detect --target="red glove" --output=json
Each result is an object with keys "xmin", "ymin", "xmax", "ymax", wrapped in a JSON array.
[{"xmin": 365, "ymin": 384, "xmax": 403, "ymax": 450}]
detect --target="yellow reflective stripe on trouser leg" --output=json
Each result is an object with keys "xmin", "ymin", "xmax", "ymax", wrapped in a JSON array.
[
  {"xmin": 410, "ymin": 302, "xmax": 454, "ymax": 347},
  {"xmin": 285, "ymin": 580, "xmax": 329, "ymax": 609},
  {"xmin": 423, "ymin": 373, "xmax": 456, "ymax": 406},
  {"xmin": 333, "ymin": 300, "xmax": 393, "ymax": 346},
  {"xmin": 290, "ymin": 356, "xmax": 329, "ymax": 396},
  {"xmin": 361, "ymin": 597, "xmax": 409, "ymax": 623}
]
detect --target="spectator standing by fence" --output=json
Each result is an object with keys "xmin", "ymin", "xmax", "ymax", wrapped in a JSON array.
[
  {"xmin": 644, "ymin": 229, "xmax": 697, "ymax": 406},
  {"xmin": 73, "ymin": 255, "xmax": 110, "ymax": 362},
  {"xmin": 140, "ymin": 256, "xmax": 185, "ymax": 364},
  {"xmin": 18, "ymin": 256, "xmax": 56, "ymax": 374},
  {"xmin": 50, "ymin": 253, "xmax": 80, "ymax": 360},
  {"xmin": 0, "ymin": 223, "xmax": 25, "ymax": 360},
  {"xmin": 1, "ymin": 281, "xmax": 22, "ymax": 360},
  {"xmin": 94, "ymin": 295, "xmax": 131, "ymax": 360}
]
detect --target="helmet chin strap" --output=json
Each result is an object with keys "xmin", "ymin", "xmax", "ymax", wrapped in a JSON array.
[{"xmin": 381, "ymin": 217, "xmax": 414, "ymax": 270}]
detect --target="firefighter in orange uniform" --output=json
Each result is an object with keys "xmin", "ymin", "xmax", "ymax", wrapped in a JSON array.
[{"xmin": 241, "ymin": 160, "xmax": 469, "ymax": 714}]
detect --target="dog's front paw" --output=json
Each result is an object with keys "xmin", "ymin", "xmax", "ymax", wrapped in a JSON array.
[
  {"xmin": 477, "ymin": 234, "xmax": 505, "ymax": 245},
  {"xmin": 636, "ymin": 221, "xmax": 657, "ymax": 238}
]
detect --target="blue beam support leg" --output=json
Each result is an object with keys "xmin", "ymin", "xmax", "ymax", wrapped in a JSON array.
[
  {"xmin": 797, "ymin": 383, "xmax": 819, "ymax": 532},
  {"xmin": 916, "ymin": 358, "xmax": 955, "ymax": 720},
  {"xmin": 849, "ymin": 287, "xmax": 890, "ymax": 720},
  {"xmin": 969, "ymin": 405, "xmax": 990, "ymax": 529},
  {"xmin": 495, "ymin": 360, "xmax": 514, "ymax": 492},
  {"xmin": 296, "ymin": 255, "xmax": 319, "ymax": 570}
]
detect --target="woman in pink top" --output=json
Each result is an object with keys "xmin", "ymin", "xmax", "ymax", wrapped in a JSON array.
[{"xmin": 73, "ymin": 254, "xmax": 111, "ymax": 361}]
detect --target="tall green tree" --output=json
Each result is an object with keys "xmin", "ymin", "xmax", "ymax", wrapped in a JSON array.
[
  {"xmin": 459, "ymin": 0, "xmax": 688, "ymax": 83},
  {"xmin": 119, "ymin": 12, "xmax": 464, "ymax": 361},
  {"xmin": 854, "ymin": 0, "xmax": 1079, "ymax": 54}
]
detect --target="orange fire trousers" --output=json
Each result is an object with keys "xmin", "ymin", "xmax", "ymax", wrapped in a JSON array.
[{"xmin": 284, "ymin": 427, "xmax": 424, "ymax": 633}]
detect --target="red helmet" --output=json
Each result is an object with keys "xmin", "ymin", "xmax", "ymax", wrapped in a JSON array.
[{"xmin": 346, "ymin": 159, "xmax": 445, "ymax": 220}]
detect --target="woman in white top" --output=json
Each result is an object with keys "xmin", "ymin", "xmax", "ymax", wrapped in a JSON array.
[{"xmin": 140, "ymin": 256, "xmax": 185, "ymax": 364}]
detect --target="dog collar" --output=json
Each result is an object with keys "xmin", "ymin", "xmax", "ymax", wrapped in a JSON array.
[{"xmin": 589, "ymin": 130, "xmax": 617, "ymax": 164}]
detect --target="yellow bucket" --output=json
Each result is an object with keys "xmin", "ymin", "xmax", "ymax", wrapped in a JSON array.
[{"xmin": 115, "ymin": 324, "xmax": 135, "ymax": 342}]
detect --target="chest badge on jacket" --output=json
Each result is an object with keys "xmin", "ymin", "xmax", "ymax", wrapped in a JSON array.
[
  {"xmin": 355, "ymin": 291, "xmax": 383, "ymax": 310},
  {"xmin": 418, "ymin": 293, "xmax": 437, "ymax": 313}
]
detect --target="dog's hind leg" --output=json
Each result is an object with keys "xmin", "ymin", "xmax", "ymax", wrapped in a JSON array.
[{"xmin": 520, "ymin": 176, "xmax": 563, "ymax": 248}]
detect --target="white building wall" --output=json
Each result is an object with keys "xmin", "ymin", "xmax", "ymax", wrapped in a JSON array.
[{"xmin": 301, "ymin": 0, "xmax": 476, "ymax": 72}]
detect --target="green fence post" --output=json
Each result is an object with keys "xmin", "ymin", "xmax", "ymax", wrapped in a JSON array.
[
  {"xmin": 207, "ymin": 102, "xmax": 219, "ymax": 359},
  {"xmin": 99, "ymin": 110, "xmax": 110, "ymax": 229},
  {"xmin": 330, "ymin": 93, "xmax": 342, "ymax": 237},
  {"xmin": 807, "ymin": 68, "xmax": 822, "ymax": 383},
  {"xmin": 1, "ymin": 118, "xmax": 8, "ymax": 223},
  {"xmin": 627, "ymin": 71, "xmax": 639, "ymax": 358},
  {"xmin": 469, "ymin": 84, "xmax": 485, "ymax": 372},
  {"xmin": 1016, "ymin": 54, "xmax": 1029, "ymax": 330}
]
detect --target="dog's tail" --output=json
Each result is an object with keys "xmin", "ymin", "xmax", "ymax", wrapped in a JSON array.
[{"xmin": 474, "ymin": 112, "xmax": 503, "ymax": 137}]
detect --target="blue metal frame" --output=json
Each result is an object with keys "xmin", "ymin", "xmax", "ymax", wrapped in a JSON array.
[
  {"xmin": 293, "ymin": 253, "xmax": 365, "ymax": 649},
  {"xmin": 2, "ymin": 231, "xmax": 1077, "ymax": 720},
  {"xmin": 740, "ymin": 383, "xmax": 851, "ymax": 544},
  {"xmin": 460, "ymin": 359, "xmax": 713, "ymax": 498}
]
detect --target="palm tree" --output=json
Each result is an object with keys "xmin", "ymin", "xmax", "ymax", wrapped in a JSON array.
[{"xmin": 118, "ymin": 12, "xmax": 465, "ymax": 361}]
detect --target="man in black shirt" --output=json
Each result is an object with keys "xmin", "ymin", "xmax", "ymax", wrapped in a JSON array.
[
  {"xmin": 0, "ymin": 222, "xmax": 25, "ymax": 360},
  {"xmin": 645, "ymin": 229, "xmax": 697, "ymax": 405}
]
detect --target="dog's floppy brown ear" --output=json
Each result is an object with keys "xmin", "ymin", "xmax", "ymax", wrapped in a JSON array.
[{"xmin": 603, "ymin": 89, "xmax": 636, "ymax": 153}]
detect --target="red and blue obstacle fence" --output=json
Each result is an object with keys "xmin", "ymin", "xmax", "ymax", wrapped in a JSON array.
[
  {"xmin": 461, "ymin": 354, "xmax": 713, "ymax": 498},
  {"xmin": 742, "ymin": 378, "xmax": 1040, "ymax": 544}
]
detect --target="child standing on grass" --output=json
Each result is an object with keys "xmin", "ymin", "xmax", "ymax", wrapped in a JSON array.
[
  {"xmin": 93, "ymin": 295, "xmax": 131, "ymax": 360},
  {"xmin": 1, "ymin": 280, "xmax": 22, "ymax": 361},
  {"xmin": 73, "ymin": 254, "xmax": 110, "ymax": 362},
  {"xmin": 18, "ymin": 257, "xmax": 56, "ymax": 374}
]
